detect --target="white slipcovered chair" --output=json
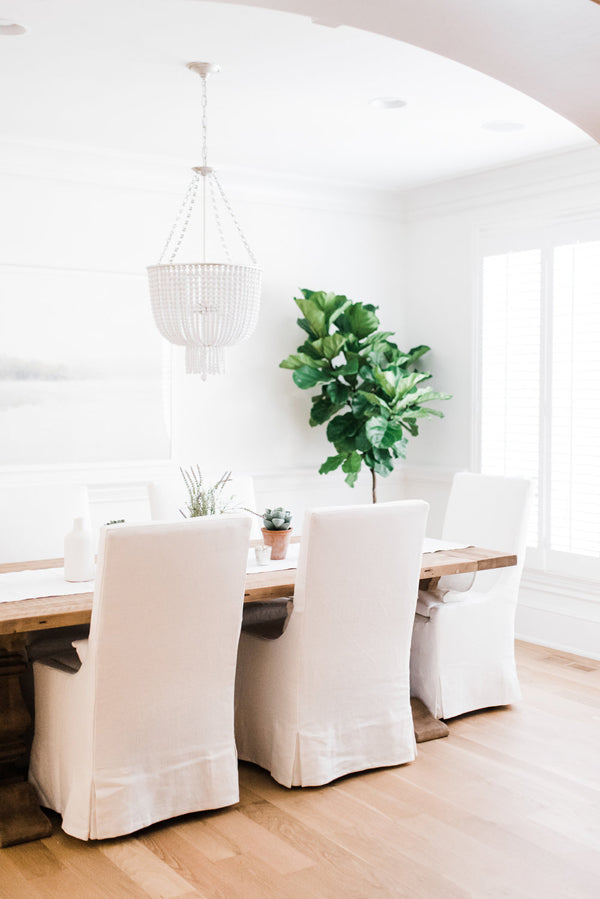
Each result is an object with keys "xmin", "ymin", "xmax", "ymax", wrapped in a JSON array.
[
  {"xmin": 148, "ymin": 469, "xmax": 259, "ymax": 537},
  {"xmin": 0, "ymin": 482, "xmax": 89, "ymax": 563},
  {"xmin": 410, "ymin": 472, "xmax": 531, "ymax": 720},
  {"xmin": 28, "ymin": 516, "xmax": 251, "ymax": 840},
  {"xmin": 234, "ymin": 499, "xmax": 429, "ymax": 788}
]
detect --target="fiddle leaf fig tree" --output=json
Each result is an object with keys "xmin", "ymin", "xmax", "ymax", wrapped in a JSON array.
[{"xmin": 280, "ymin": 289, "xmax": 451, "ymax": 503}]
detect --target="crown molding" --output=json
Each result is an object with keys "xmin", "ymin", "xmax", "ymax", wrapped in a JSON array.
[
  {"xmin": 0, "ymin": 137, "xmax": 404, "ymax": 220},
  {"xmin": 402, "ymin": 146, "xmax": 600, "ymax": 223}
]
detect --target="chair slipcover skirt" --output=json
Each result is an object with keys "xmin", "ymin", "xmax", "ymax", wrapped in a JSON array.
[
  {"xmin": 235, "ymin": 500, "xmax": 429, "ymax": 788},
  {"xmin": 410, "ymin": 473, "xmax": 530, "ymax": 720},
  {"xmin": 29, "ymin": 516, "xmax": 250, "ymax": 840}
]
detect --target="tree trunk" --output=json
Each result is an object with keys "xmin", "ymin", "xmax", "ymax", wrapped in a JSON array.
[{"xmin": 370, "ymin": 468, "xmax": 377, "ymax": 504}]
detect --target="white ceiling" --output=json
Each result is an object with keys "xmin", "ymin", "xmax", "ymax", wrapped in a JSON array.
[{"xmin": 0, "ymin": 0, "xmax": 597, "ymax": 190}]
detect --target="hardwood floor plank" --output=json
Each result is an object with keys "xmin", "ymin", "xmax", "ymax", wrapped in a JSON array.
[
  {"xmin": 170, "ymin": 817, "xmax": 238, "ymax": 863},
  {"xmin": 2, "ymin": 641, "xmax": 599, "ymax": 898},
  {"xmin": 238, "ymin": 776, "xmax": 453, "ymax": 899},
  {"xmin": 0, "ymin": 851, "xmax": 44, "ymax": 898},
  {"xmin": 101, "ymin": 838, "xmax": 198, "ymax": 898},
  {"xmin": 205, "ymin": 807, "xmax": 313, "ymax": 874},
  {"xmin": 240, "ymin": 766, "xmax": 471, "ymax": 898},
  {"xmin": 43, "ymin": 824, "xmax": 150, "ymax": 898}
]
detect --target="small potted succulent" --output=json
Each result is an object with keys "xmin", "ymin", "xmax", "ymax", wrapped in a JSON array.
[{"xmin": 261, "ymin": 507, "xmax": 293, "ymax": 560}]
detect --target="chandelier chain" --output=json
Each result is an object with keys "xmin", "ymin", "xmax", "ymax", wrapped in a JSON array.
[
  {"xmin": 208, "ymin": 172, "xmax": 232, "ymax": 263},
  {"xmin": 212, "ymin": 172, "xmax": 258, "ymax": 266},
  {"xmin": 158, "ymin": 173, "xmax": 200, "ymax": 264},
  {"xmin": 156, "ymin": 64, "xmax": 258, "ymax": 267},
  {"xmin": 201, "ymin": 74, "xmax": 208, "ymax": 169}
]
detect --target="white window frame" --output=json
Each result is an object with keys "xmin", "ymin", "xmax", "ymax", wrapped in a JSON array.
[{"xmin": 474, "ymin": 218, "xmax": 600, "ymax": 583}]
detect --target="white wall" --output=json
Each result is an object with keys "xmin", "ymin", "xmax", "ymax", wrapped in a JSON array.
[
  {"xmin": 0, "ymin": 139, "xmax": 406, "ymax": 525},
  {"xmin": 170, "ymin": 172, "xmax": 407, "ymax": 476}
]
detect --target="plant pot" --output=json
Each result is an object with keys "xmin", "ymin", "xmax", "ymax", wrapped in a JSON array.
[{"xmin": 261, "ymin": 527, "xmax": 292, "ymax": 561}]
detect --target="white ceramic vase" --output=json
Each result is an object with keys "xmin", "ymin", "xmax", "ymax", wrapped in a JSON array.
[{"xmin": 64, "ymin": 517, "xmax": 95, "ymax": 582}]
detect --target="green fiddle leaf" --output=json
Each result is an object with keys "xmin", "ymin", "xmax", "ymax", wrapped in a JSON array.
[
  {"xmin": 365, "ymin": 415, "xmax": 389, "ymax": 447},
  {"xmin": 344, "ymin": 471, "xmax": 359, "ymax": 488},
  {"xmin": 297, "ymin": 317, "xmax": 316, "ymax": 338},
  {"xmin": 358, "ymin": 362, "xmax": 375, "ymax": 381},
  {"xmin": 351, "ymin": 391, "xmax": 387, "ymax": 419},
  {"xmin": 312, "ymin": 333, "xmax": 346, "ymax": 360},
  {"xmin": 405, "ymin": 344, "xmax": 431, "ymax": 364},
  {"xmin": 355, "ymin": 428, "xmax": 373, "ymax": 452},
  {"xmin": 406, "ymin": 405, "xmax": 446, "ymax": 418},
  {"xmin": 365, "ymin": 416, "xmax": 405, "ymax": 449},
  {"xmin": 280, "ymin": 352, "xmax": 320, "ymax": 370},
  {"xmin": 391, "ymin": 436, "xmax": 408, "ymax": 458},
  {"xmin": 326, "ymin": 413, "xmax": 361, "ymax": 452},
  {"xmin": 398, "ymin": 387, "xmax": 452, "ymax": 411},
  {"xmin": 326, "ymin": 381, "xmax": 350, "ymax": 405},
  {"xmin": 405, "ymin": 421, "xmax": 420, "ymax": 437},
  {"xmin": 334, "ymin": 354, "xmax": 360, "ymax": 378},
  {"xmin": 294, "ymin": 297, "xmax": 328, "ymax": 338},
  {"xmin": 309, "ymin": 396, "xmax": 343, "ymax": 426},
  {"xmin": 373, "ymin": 368, "xmax": 397, "ymax": 398},
  {"xmin": 364, "ymin": 446, "xmax": 395, "ymax": 476},
  {"xmin": 379, "ymin": 420, "xmax": 405, "ymax": 449},
  {"xmin": 393, "ymin": 371, "xmax": 431, "ymax": 402},
  {"xmin": 292, "ymin": 365, "xmax": 331, "ymax": 390},
  {"xmin": 319, "ymin": 454, "xmax": 345, "ymax": 474},
  {"xmin": 308, "ymin": 290, "xmax": 350, "ymax": 321},
  {"xmin": 344, "ymin": 303, "xmax": 380, "ymax": 339},
  {"xmin": 297, "ymin": 340, "xmax": 324, "ymax": 361},
  {"xmin": 341, "ymin": 450, "xmax": 362, "ymax": 474}
]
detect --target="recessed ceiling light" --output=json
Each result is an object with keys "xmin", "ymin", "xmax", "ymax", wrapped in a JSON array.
[
  {"xmin": 0, "ymin": 19, "xmax": 28, "ymax": 35},
  {"xmin": 369, "ymin": 97, "xmax": 407, "ymax": 110},
  {"xmin": 482, "ymin": 121, "xmax": 525, "ymax": 132}
]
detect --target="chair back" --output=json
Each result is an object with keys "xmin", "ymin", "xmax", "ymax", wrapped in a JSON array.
[
  {"xmin": 0, "ymin": 482, "xmax": 89, "ymax": 563},
  {"xmin": 289, "ymin": 500, "xmax": 428, "ymax": 726},
  {"xmin": 88, "ymin": 516, "xmax": 250, "ymax": 787},
  {"xmin": 440, "ymin": 472, "xmax": 531, "ymax": 596}
]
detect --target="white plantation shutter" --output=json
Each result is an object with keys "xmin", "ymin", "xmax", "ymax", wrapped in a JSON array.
[
  {"xmin": 551, "ymin": 241, "xmax": 600, "ymax": 557},
  {"xmin": 479, "ymin": 233, "xmax": 600, "ymax": 577},
  {"xmin": 480, "ymin": 250, "xmax": 541, "ymax": 548}
]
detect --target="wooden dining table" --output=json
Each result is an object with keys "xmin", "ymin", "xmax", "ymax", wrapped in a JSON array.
[{"xmin": 0, "ymin": 543, "xmax": 516, "ymax": 847}]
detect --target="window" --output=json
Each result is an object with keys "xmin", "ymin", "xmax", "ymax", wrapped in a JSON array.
[
  {"xmin": 479, "ymin": 230, "xmax": 600, "ymax": 579},
  {"xmin": 0, "ymin": 266, "xmax": 170, "ymax": 465}
]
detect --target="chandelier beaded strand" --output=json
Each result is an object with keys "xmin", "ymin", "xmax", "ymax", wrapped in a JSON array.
[{"xmin": 147, "ymin": 62, "xmax": 262, "ymax": 379}]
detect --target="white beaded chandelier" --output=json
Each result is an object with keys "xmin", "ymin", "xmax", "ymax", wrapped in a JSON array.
[{"xmin": 147, "ymin": 63, "xmax": 262, "ymax": 379}]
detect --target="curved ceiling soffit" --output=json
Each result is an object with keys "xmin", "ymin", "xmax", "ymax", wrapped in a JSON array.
[{"xmin": 210, "ymin": 0, "xmax": 600, "ymax": 143}]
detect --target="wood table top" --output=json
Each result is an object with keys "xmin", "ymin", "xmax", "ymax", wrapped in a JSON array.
[{"xmin": 0, "ymin": 546, "xmax": 516, "ymax": 636}]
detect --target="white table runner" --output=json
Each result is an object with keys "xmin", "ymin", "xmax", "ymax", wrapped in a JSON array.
[
  {"xmin": 0, "ymin": 568, "xmax": 94, "ymax": 604},
  {"xmin": 0, "ymin": 538, "xmax": 466, "ymax": 605},
  {"xmin": 423, "ymin": 538, "xmax": 470, "ymax": 553}
]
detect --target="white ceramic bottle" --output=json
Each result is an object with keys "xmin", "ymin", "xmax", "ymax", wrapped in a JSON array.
[{"xmin": 64, "ymin": 517, "xmax": 95, "ymax": 582}]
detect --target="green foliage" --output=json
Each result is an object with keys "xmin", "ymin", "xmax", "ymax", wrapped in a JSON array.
[
  {"xmin": 280, "ymin": 289, "xmax": 451, "ymax": 491},
  {"xmin": 262, "ymin": 507, "xmax": 292, "ymax": 531},
  {"xmin": 179, "ymin": 466, "xmax": 236, "ymax": 518}
]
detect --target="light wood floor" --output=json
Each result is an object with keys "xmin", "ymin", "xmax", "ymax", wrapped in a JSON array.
[{"xmin": 1, "ymin": 641, "xmax": 599, "ymax": 899}]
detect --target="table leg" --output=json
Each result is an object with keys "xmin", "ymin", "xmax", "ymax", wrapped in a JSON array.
[
  {"xmin": 0, "ymin": 634, "xmax": 52, "ymax": 847},
  {"xmin": 410, "ymin": 697, "xmax": 449, "ymax": 742}
]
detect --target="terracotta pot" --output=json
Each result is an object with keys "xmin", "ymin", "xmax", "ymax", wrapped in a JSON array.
[{"xmin": 261, "ymin": 527, "xmax": 293, "ymax": 561}]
